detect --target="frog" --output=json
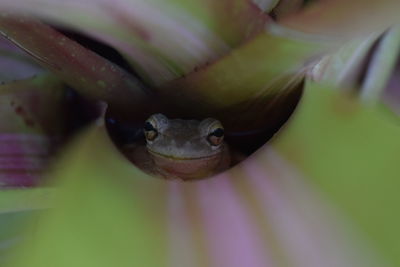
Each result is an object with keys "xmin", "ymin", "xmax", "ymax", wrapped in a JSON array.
[{"xmin": 123, "ymin": 113, "xmax": 231, "ymax": 180}]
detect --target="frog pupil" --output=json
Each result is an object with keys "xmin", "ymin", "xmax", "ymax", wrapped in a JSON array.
[
  {"xmin": 210, "ymin": 128, "xmax": 224, "ymax": 137},
  {"xmin": 144, "ymin": 121, "xmax": 156, "ymax": 132}
]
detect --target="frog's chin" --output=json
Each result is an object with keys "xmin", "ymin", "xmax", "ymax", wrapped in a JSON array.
[{"xmin": 147, "ymin": 150, "xmax": 223, "ymax": 179}]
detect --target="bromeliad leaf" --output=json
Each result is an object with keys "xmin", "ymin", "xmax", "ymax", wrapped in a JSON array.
[
  {"xmin": 309, "ymin": 34, "xmax": 379, "ymax": 89},
  {"xmin": 0, "ymin": 188, "xmax": 53, "ymax": 213},
  {"xmin": 0, "ymin": 35, "xmax": 43, "ymax": 83},
  {"xmin": 271, "ymin": 0, "xmax": 304, "ymax": 19},
  {"xmin": 273, "ymin": 81, "xmax": 400, "ymax": 265},
  {"xmin": 0, "ymin": 188, "xmax": 52, "ymax": 264},
  {"xmin": 0, "ymin": 0, "xmax": 269, "ymax": 85},
  {"xmin": 157, "ymin": 27, "xmax": 331, "ymax": 133},
  {"xmin": 280, "ymin": 0, "xmax": 400, "ymax": 38},
  {"xmin": 0, "ymin": 14, "xmax": 148, "ymax": 116},
  {"xmin": 251, "ymin": 0, "xmax": 280, "ymax": 12},
  {"xmin": 359, "ymin": 27, "xmax": 400, "ymax": 103},
  {"xmin": 5, "ymin": 123, "xmax": 170, "ymax": 267},
  {"xmin": 3, "ymin": 86, "xmax": 393, "ymax": 267},
  {"xmin": 0, "ymin": 211, "xmax": 40, "ymax": 266},
  {"xmin": 0, "ymin": 75, "xmax": 68, "ymax": 187}
]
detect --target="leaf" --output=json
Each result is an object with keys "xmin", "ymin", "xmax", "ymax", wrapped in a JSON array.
[
  {"xmin": 0, "ymin": 188, "xmax": 53, "ymax": 214},
  {"xmin": 360, "ymin": 26, "xmax": 400, "ymax": 103},
  {"xmin": 0, "ymin": 211, "xmax": 39, "ymax": 266},
  {"xmin": 251, "ymin": 0, "xmax": 279, "ymax": 12},
  {"xmin": 5, "ymin": 124, "xmax": 170, "ymax": 267},
  {"xmin": 280, "ymin": 0, "xmax": 400, "ymax": 38},
  {"xmin": 0, "ymin": 75, "xmax": 66, "ymax": 134},
  {"xmin": 273, "ymin": 80, "xmax": 400, "ymax": 265},
  {"xmin": 0, "ymin": 35, "xmax": 43, "ymax": 83},
  {"xmin": 271, "ymin": 0, "xmax": 304, "ymax": 19},
  {"xmin": 157, "ymin": 28, "xmax": 331, "ymax": 133},
  {"xmin": 308, "ymin": 26, "xmax": 400, "ymax": 105},
  {"xmin": 309, "ymin": 34, "xmax": 379, "ymax": 89},
  {"xmin": 0, "ymin": 0, "xmax": 269, "ymax": 85},
  {"xmin": 4, "ymin": 88, "xmax": 392, "ymax": 266},
  {"xmin": 0, "ymin": 75, "xmax": 68, "ymax": 187},
  {"xmin": 0, "ymin": 14, "xmax": 148, "ymax": 116},
  {"xmin": 382, "ymin": 63, "xmax": 400, "ymax": 116},
  {"xmin": 0, "ymin": 189, "xmax": 52, "ymax": 264}
]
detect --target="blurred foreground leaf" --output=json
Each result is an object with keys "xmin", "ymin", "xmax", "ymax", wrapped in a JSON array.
[
  {"xmin": 5, "ymin": 120, "xmax": 169, "ymax": 267},
  {"xmin": 273, "ymin": 81, "xmax": 400, "ymax": 265},
  {"xmin": 0, "ymin": 211, "xmax": 39, "ymax": 266},
  {"xmin": 0, "ymin": 75, "xmax": 67, "ymax": 187},
  {"xmin": 0, "ymin": 189, "xmax": 51, "ymax": 263},
  {"xmin": 4, "ymin": 83, "xmax": 400, "ymax": 266},
  {"xmin": 0, "ymin": 188, "xmax": 53, "ymax": 213}
]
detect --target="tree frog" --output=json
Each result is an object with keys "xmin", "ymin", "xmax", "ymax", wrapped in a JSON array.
[{"xmin": 124, "ymin": 113, "xmax": 231, "ymax": 180}]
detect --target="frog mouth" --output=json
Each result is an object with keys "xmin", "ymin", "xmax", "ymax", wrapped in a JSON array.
[{"xmin": 147, "ymin": 149, "xmax": 219, "ymax": 160}]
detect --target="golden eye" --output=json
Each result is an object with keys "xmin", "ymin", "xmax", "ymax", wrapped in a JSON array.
[
  {"xmin": 207, "ymin": 126, "xmax": 224, "ymax": 146},
  {"xmin": 144, "ymin": 120, "xmax": 158, "ymax": 141},
  {"xmin": 143, "ymin": 114, "xmax": 169, "ymax": 142}
]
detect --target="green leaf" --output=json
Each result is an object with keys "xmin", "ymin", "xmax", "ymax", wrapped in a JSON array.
[
  {"xmin": 0, "ymin": 188, "xmax": 53, "ymax": 214},
  {"xmin": 0, "ymin": 211, "xmax": 39, "ymax": 266},
  {"xmin": 4, "ymin": 125, "xmax": 169, "ymax": 267},
  {"xmin": 157, "ymin": 28, "xmax": 331, "ymax": 133},
  {"xmin": 273, "ymin": 81, "xmax": 400, "ymax": 265},
  {"xmin": 280, "ymin": 0, "xmax": 400, "ymax": 38}
]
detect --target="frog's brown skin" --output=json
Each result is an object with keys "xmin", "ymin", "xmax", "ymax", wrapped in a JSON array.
[{"xmin": 123, "ymin": 114, "xmax": 231, "ymax": 180}]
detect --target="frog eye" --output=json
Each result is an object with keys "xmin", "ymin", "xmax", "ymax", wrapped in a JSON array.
[
  {"xmin": 207, "ymin": 125, "xmax": 224, "ymax": 147},
  {"xmin": 144, "ymin": 113, "xmax": 168, "ymax": 142},
  {"xmin": 144, "ymin": 120, "xmax": 158, "ymax": 141},
  {"xmin": 200, "ymin": 118, "xmax": 225, "ymax": 147}
]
